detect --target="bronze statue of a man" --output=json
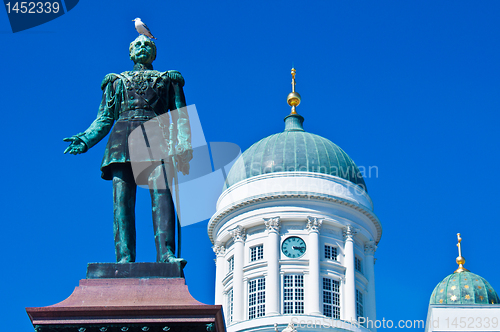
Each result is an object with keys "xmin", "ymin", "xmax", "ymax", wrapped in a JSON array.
[{"xmin": 64, "ymin": 35, "xmax": 192, "ymax": 265}]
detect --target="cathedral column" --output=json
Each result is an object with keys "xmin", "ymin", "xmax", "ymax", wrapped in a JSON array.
[
  {"xmin": 306, "ymin": 216, "xmax": 322, "ymax": 315},
  {"xmin": 364, "ymin": 241, "xmax": 377, "ymax": 330},
  {"xmin": 343, "ymin": 225, "xmax": 357, "ymax": 321},
  {"xmin": 264, "ymin": 217, "xmax": 281, "ymax": 316},
  {"xmin": 212, "ymin": 242, "xmax": 226, "ymax": 305},
  {"xmin": 231, "ymin": 226, "xmax": 246, "ymax": 322}
]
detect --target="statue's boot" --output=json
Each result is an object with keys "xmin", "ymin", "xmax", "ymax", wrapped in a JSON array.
[
  {"xmin": 149, "ymin": 163, "xmax": 187, "ymax": 268},
  {"xmin": 113, "ymin": 171, "xmax": 137, "ymax": 263}
]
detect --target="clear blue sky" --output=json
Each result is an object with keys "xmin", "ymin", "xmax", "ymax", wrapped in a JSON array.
[{"xmin": 2, "ymin": 1, "xmax": 500, "ymax": 331}]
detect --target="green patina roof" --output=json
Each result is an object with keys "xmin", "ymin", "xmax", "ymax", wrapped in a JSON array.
[
  {"xmin": 430, "ymin": 271, "xmax": 500, "ymax": 305},
  {"xmin": 224, "ymin": 114, "xmax": 367, "ymax": 190}
]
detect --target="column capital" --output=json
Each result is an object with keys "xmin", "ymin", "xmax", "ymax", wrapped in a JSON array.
[
  {"xmin": 306, "ymin": 216, "xmax": 323, "ymax": 233},
  {"xmin": 364, "ymin": 241, "xmax": 377, "ymax": 255},
  {"xmin": 231, "ymin": 225, "xmax": 246, "ymax": 242},
  {"xmin": 212, "ymin": 242, "xmax": 226, "ymax": 257},
  {"xmin": 342, "ymin": 225, "xmax": 357, "ymax": 241},
  {"xmin": 264, "ymin": 216, "xmax": 281, "ymax": 233}
]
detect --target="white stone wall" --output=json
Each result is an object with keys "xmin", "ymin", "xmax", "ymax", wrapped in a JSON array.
[{"xmin": 426, "ymin": 305, "xmax": 500, "ymax": 332}]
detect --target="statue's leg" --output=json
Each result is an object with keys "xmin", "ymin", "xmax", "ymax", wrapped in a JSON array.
[
  {"xmin": 112, "ymin": 166, "xmax": 137, "ymax": 263},
  {"xmin": 148, "ymin": 162, "xmax": 176, "ymax": 262}
]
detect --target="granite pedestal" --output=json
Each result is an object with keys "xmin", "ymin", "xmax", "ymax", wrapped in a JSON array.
[{"xmin": 26, "ymin": 263, "xmax": 224, "ymax": 332}]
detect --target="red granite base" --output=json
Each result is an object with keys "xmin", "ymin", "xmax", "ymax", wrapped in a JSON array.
[{"xmin": 26, "ymin": 277, "xmax": 224, "ymax": 332}]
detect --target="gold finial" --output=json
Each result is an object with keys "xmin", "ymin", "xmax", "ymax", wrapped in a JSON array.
[
  {"xmin": 287, "ymin": 67, "xmax": 301, "ymax": 115},
  {"xmin": 455, "ymin": 233, "xmax": 470, "ymax": 273}
]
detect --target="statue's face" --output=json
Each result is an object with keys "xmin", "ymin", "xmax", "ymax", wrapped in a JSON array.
[{"xmin": 130, "ymin": 37, "xmax": 156, "ymax": 65}]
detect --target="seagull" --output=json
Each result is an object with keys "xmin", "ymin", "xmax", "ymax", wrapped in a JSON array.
[{"xmin": 132, "ymin": 18, "xmax": 157, "ymax": 40}]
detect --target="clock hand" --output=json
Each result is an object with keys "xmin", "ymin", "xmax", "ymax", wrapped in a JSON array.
[{"xmin": 292, "ymin": 246, "xmax": 305, "ymax": 253}]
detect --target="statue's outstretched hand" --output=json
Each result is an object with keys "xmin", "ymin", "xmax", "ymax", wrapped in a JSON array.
[
  {"xmin": 63, "ymin": 136, "xmax": 87, "ymax": 155},
  {"xmin": 175, "ymin": 144, "xmax": 193, "ymax": 175}
]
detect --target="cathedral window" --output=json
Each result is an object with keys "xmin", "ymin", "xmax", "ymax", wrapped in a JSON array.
[
  {"xmin": 250, "ymin": 244, "xmax": 264, "ymax": 262},
  {"xmin": 249, "ymin": 277, "xmax": 265, "ymax": 319},
  {"xmin": 355, "ymin": 256, "xmax": 363, "ymax": 273},
  {"xmin": 228, "ymin": 256, "xmax": 234, "ymax": 274},
  {"xmin": 324, "ymin": 245, "xmax": 338, "ymax": 260},
  {"xmin": 283, "ymin": 274, "xmax": 304, "ymax": 314},
  {"xmin": 227, "ymin": 288, "xmax": 233, "ymax": 323},
  {"xmin": 356, "ymin": 289, "xmax": 364, "ymax": 320},
  {"xmin": 322, "ymin": 277, "xmax": 340, "ymax": 319}
]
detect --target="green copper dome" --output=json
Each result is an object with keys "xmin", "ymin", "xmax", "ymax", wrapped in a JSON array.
[
  {"xmin": 430, "ymin": 271, "xmax": 500, "ymax": 305},
  {"xmin": 224, "ymin": 114, "xmax": 367, "ymax": 190}
]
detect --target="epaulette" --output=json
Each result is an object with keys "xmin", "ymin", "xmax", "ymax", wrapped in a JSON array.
[
  {"xmin": 101, "ymin": 73, "xmax": 120, "ymax": 90},
  {"xmin": 162, "ymin": 70, "xmax": 185, "ymax": 87}
]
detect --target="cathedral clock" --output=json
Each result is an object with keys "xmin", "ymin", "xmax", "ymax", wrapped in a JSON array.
[{"xmin": 281, "ymin": 236, "xmax": 306, "ymax": 258}]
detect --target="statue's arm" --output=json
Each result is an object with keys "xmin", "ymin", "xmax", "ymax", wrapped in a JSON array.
[
  {"xmin": 171, "ymin": 73, "xmax": 190, "ymax": 148},
  {"xmin": 64, "ymin": 75, "xmax": 119, "ymax": 154},
  {"xmin": 166, "ymin": 71, "xmax": 192, "ymax": 174}
]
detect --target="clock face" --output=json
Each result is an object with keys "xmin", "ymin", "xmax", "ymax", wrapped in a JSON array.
[{"xmin": 282, "ymin": 236, "xmax": 306, "ymax": 258}]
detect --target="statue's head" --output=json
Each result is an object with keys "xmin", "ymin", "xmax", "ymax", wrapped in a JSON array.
[{"xmin": 129, "ymin": 35, "xmax": 157, "ymax": 65}]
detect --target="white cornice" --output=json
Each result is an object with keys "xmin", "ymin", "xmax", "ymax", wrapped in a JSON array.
[
  {"xmin": 242, "ymin": 261, "xmax": 268, "ymax": 272},
  {"xmin": 208, "ymin": 192, "xmax": 382, "ymax": 245},
  {"xmin": 320, "ymin": 261, "xmax": 346, "ymax": 274}
]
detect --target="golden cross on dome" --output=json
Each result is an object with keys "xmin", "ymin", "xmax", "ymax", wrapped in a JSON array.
[
  {"xmin": 287, "ymin": 68, "xmax": 301, "ymax": 115},
  {"xmin": 457, "ymin": 233, "xmax": 462, "ymax": 256},
  {"xmin": 455, "ymin": 233, "xmax": 470, "ymax": 273}
]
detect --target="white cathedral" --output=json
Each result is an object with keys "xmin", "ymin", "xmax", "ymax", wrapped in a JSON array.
[
  {"xmin": 208, "ymin": 69, "xmax": 380, "ymax": 332},
  {"xmin": 207, "ymin": 69, "xmax": 500, "ymax": 332}
]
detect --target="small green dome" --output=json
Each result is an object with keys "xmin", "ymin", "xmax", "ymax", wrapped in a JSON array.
[
  {"xmin": 224, "ymin": 114, "xmax": 367, "ymax": 190},
  {"xmin": 430, "ymin": 271, "xmax": 500, "ymax": 305}
]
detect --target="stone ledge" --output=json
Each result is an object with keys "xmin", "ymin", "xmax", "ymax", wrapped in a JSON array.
[
  {"xmin": 34, "ymin": 322, "xmax": 215, "ymax": 332},
  {"xmin": 86, "ymin": 262, "xmax": 184, "ymax": 279}
]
